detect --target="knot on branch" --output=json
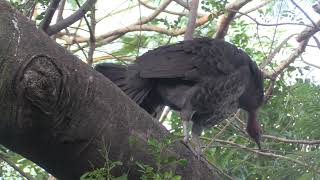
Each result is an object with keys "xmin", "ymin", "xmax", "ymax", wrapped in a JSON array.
[{"xmin": 13, "ymin": 55, "xmax": 70, "ymax": 127}]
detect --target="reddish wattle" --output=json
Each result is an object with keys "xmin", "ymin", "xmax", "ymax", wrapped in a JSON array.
[{"xmin": 246, "ymin": 110, "xmax": 261, "ymax": 149}]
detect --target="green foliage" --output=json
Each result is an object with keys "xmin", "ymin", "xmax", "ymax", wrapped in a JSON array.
[
  {"xmin": 68, "ymin": 0, "xmax": 85, "ymax": 10},
  {"xmin": 136, "ymin": 137, "xmax": 187, "ymax": 180},
  {"xmin": 80, "ymin": 161, "xmax": 127, "ymax": 180},
  {"xmin": 200, "ymin": 0, "xmax": 227, "ymax": 13},
  {"xmin": 112, "ymin": 34, "xmax": 150, "ymax": 58}
]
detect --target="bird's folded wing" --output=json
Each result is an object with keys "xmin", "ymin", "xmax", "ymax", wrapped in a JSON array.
[
  {"xmin": 134, "ymin": 39, "xmax": 245, "ymax": 80},
  {"xmin": 136, "ymin": 46, "xmax": 197, "ymax": 79}
]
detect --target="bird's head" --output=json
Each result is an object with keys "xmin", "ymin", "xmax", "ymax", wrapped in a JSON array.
[{"xmin": 239, "ymin": 59, "xmax": 264, "ymax": 149}]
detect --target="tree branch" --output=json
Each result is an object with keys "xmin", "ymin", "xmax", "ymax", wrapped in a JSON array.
[
  {"xmin": 290, "ymin": 0, "xmax": 319, "ymax": 31},
  {"xmin": 234, "ymin": 0, "xmax": 274, "ymax": 19},
  {"xmin": 139, "ymin": 0, "xmax": 189, "ymax": 16},
  {"xmin": 210, "ymin": 139, "xmax": 320, "ymax": 173},
  {"xmin": 262, "ymin": 134, "xmax": 320, "ymax": 145},
  {"xmin": 174, "ymin": 0, "xmax": 189, "ymax": 9},
  {"xmin": 46, "ymin": 0, "xmax": 97, "ymax": 36},
  {"xmin": 263, "ymin": 19, "xmax": 320, "ymax": 78},
  {"xmin": 215, "ymin": 0, "xmax": 252, "ymax": 39},
  {"xmin": 184, "ymin": 0, "xmax": 199, "ymax": 40},
  {"xmin": 59, "ymin": 13, "xmax": 219, "ymax": 44},
  {"xmin": 264, "ymin": 39, "xmax": 309, "ymax": 78},
  {"xmin": 296, "ymin": 19, "xmax": 320, "ymax": 42},
  {"xmin": 233, "ymin": 10, "xmax": 313, "ymax": 28},
  {"xmin": 301, "ymin": 56, "xmax": 320, "ymax": 69},
  {"xmin": 87, "ymin": 3, "xmax": 96, "ymax": 65},
  {"xmin": 39, "ymin": 0, "xmax": 61, "ymax": 33},
  {"xmin": 259, "ymin": 34, "xmax": 298, "ymax": 69}
]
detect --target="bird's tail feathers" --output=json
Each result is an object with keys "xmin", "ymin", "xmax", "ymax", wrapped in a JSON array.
[{"xmin": 94, "ymin": 63, "xmax": 152, "ymax": 105}]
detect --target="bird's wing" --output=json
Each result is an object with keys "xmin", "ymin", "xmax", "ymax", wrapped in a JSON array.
[
  {"xmin": 133, "ymin": 38, "xmax": 249, "ymax": 80},
  {"xmin": 135, "ymin": 42, "xmax": 196, "ymax": 79}
]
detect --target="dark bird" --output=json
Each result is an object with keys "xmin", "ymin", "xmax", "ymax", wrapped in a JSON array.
[{"xmin": 95, "ymin": 37, "xmax": 264, "ymax": 154}]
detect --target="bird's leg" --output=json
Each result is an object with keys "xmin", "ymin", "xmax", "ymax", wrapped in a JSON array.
[
  {"xmin": 183, "ymin": 121, "xmax": 189, "ymax": 143},
  {"xmin": 192, "ymin": 123, "xmax": 203, "ymax": 159},
  {"xmin": 180, "ymin": 110, "xmax": 195, "ymax": 143}
]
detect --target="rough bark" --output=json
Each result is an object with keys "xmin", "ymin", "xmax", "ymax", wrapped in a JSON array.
[{"xmin": 0, "ymin": 1, "xmax": 220, "ymax": 179}]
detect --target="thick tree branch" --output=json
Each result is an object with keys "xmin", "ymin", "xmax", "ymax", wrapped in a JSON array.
[
  {"xmin": 296, "ymin": 19, "xmax": 320, "ymax": 42},
  {"xmin": 40, "ymin": 0, "xmax": 61, "ymax": 33},
  {"xmin": 87, "ymin": 4, "xmax": 96, "ymax": 65},
  {"xmin": 0, "ymin": 1, "xmax": 220, "ymax": 179},
  {"xmin": 46, "ymin": 0, "xmax": 97, "ymax": 36},
  {"xmin": 184, "ymin": 0, "xmax": 199, "ymax": 40},
  {"xmin": 174, "ymin": 0, "xmax": 189, "ymax": 9},
  {"xmin": 215, "ymin": 0, "xmax": 252, "ymax": 39}
]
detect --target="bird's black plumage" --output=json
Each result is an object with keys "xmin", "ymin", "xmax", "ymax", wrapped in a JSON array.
[{"xmin": 95, "ymin": 37, "xmax": 264, "ymax": 152}]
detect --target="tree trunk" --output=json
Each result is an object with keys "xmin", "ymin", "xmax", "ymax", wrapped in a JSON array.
[{"xmin": 0, "ymin": 1, "xmax": 220, "ymax": 179}]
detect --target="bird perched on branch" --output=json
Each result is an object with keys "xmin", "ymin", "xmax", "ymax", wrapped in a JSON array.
[{"xmin": 95, "ymin": 37, "xmax": 264, "ymax": 155}]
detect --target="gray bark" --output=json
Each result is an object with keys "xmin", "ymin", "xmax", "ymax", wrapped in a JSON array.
[{"xmin": 0, "ymin": 1, "xmax": 220, "ymax": 179}]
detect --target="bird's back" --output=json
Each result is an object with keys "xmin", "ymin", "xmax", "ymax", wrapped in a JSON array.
[{"xmin": 126, "ymin": 38, "xmax": 254, "ymax": 119}]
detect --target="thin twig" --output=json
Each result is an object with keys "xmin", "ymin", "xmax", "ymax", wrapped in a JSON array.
[
  {"xmin": 139, "ymin": 0, "xmax": 190, "ymax": 16},
  {"xmin": 232, "ymin": 10, "xmax": 313, "ymax": 28},
  {"xmin": 290, "ymin": 0, "xmax": 320, "ymax": 31},
  {"xmin": 202, "ymin": 138, "xmax": 320, "ymax": 174},
  {"xmin": 259, "ymin": 34, "xmax": 298, "ymax": 69},
  {"xmin": 263, "ymin": 79, "xmax": 276, "ymax": 102},
  {"xmin": 312, "ymin": 36, "xmax": 320, "ymax": 49},
  {"xmin": 181, "ymin": 142, "xmax": 234, "ymax": 180},
  {"xmin": 263, "ymin": 134, "xmax": 320, "ymax": 145},
  {"xmin": 264, "ymin": 39, "xmax": 309, "ymax": 78},
  {"xmin": 203, "ymin": 110, "xmax": 240, "ymax": 153},
  {"xmin": 301, "ymin": 56, "xmax": 320, "ymax": 69},
  {"xmin": 234, "ymin": 0, "xmax": 274, "ymax": 19}
]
